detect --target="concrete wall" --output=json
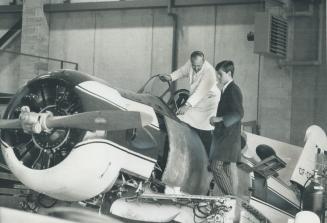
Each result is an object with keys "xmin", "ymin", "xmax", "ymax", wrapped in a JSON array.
[
  {"xmin": 290, "ymin": 2, "xmax": 324, "ymax": 146},
  {"xmin": 0, "ymin": 13, "xmax": 21, "ymax": 94},
  {"xmin": 258, "ymin": 57, "xmax": 292, "ymax": 143},
  {"xmin": 19, "ymin": 0, "xmax": 50, "ymax": 86},
  {"xmin": 48, "ymin": 4, "xmax": 262, "ymax": 123},
  {"xmin": 214, "ymin": 4, "xmax": 262, "ymax": 125},
  {"xmin": 48, "ymin": 10, "xmax": 96, "ymax": 73},
  {"xmin": 256, "ymin": 1, "xmax": 326, "ymax": 145},
  {"xmin": 314, "ymin": 0, "xmax": 327, "ymax": 143},
  {"xmin": 0, "ymin": 2, "xmax": 324, "ymax": 145}
]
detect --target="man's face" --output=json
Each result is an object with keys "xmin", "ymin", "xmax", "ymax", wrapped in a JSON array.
[
  {"xmin": 191, "ymin": 56, "xmax": 204, "ymax": 73},
  {"xmin": 216, "ymin": 69, "xmax": 229, "ymax": 85}
]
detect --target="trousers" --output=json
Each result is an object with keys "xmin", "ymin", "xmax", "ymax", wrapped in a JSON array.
[
  {"xmin": 210, "ymin": 160, "xmax": 233, "ymax": 195},
  {"xmin": 191, "ymin": 127, "xmax": 212, "ymax": 156}
]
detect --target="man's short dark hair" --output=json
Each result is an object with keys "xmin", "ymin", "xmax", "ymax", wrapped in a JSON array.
[
  {"xmin": 190, "ymin": 51, "xmax": 204, "ymax": 60},
  {"xmin": 215, "ymin": 60, "xmax": 235, "ymax": 77}
]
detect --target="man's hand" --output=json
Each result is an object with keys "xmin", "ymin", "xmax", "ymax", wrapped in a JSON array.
[
  {"xmin": 210, "ymin": 116, "xmax": 223, "ymax": 126},
  {"xmin": 159, "ymin": 74, "xmax": 172, "ymax": 82},
  {"xmin": 176, "ymin": 102, "xmax": 191, "ymax": 115}
]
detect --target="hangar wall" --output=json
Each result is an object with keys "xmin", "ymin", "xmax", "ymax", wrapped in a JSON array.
[
  {"xmin": 47, "ymin": 4, "xmax": 262, "ymax": 125},
  {"xmin": 0, "ymin": 13, "xmax": 20, "ymax": 94},
  {"xmin": 46, "ymin": 1, "xmax": 327, "ymax": 145},
  {"xmin": 0, "ymin": 13, "xmax": 21, "ymax": 114},
  {"xmin": 258, "ymin": 57, "xmax": 292, "ymax": 144},
  {"xmin": 0, "ymin": 1, "xmax": 325, "ymax": 146},
  {"xmin": 314, "ymin": 0, "xmax": 327, "ymax": 143},
  {"xmin": 290, "ymin": 2, "xmax": 325, "ymax": 145}
]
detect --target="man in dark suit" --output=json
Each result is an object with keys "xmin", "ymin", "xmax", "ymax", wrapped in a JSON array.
[{"xmin": 210, "ymin": 60, "xmax": 244, "ymax": 195}]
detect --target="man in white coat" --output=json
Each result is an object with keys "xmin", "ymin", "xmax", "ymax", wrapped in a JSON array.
[{"xmin": 159, "ymin": 51, "xmax": 220, "ymax": 155}]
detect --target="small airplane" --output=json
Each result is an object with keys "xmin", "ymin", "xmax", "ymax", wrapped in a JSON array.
[{"xmin": 0, "ymin": 69, "xmax": 325, "ymax": 223}]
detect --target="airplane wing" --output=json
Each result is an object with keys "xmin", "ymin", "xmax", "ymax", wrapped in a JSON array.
[{"xmin": 291, "ymin": 125, "xmax": 327, "ymax": 187}]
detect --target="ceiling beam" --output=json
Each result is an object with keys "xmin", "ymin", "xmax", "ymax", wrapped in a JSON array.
[
  {"xmin": 44, "ymin": 0, "xmax": 264, "ymax": 13},
  {"xmin": 44, "ymin": 0, "xmax": 168, "ymax": 13},
  {"xmin": 0, "ymin": 5, "xmax": 22, "ymax": 14},
  {"xmin": 0, "ymin": 0, "xmax": 268, "ymax": 14},
  {"xmin": 175, "ymin": 0, "xmax": 263, "ymax": 7}
]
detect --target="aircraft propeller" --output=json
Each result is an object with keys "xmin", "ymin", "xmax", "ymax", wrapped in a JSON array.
[{"xmin": 0, "ymin": 106, "xmax": 153, "ymax": 133}]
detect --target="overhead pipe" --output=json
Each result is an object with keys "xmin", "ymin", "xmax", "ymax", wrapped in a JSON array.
[
  {"xmin": 43, "ymin": 0, "xmax": 264, "ymax": 13},
  {"xmin": 0, "ymin": 30, "xmax": 21, "ymax": 50},
  {"xmin": 0, "ymin": 4, "xmax": 22, "ymax": 13},
  {"xmin": 167, "ymin": 0, "xmax": 178, "ymax": 92},
  {"xmin": 168, "ymin": 0, "xmax": 178, "ymax": 72},
  {"xmin": 0, "ymin": 18, "xmax": 22, "ymax": 50}
]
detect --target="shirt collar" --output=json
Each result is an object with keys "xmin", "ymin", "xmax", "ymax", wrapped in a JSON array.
[{"xmin": 222, "ymin": 80, "xmax": 233, "ymax": 93}]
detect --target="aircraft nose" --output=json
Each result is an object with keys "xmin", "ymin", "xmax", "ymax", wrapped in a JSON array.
[
  {"xmin": 2, "ymin": 139, "xmax": 155, "ymax": 201},
  {"xmin": 2, "ymin": 140, "xmax": 121, "ymax": 201}
]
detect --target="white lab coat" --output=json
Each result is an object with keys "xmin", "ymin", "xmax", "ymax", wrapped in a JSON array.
[{"xmin": 170, "ymin": 60, "xmax": 220, "ymax": 130}]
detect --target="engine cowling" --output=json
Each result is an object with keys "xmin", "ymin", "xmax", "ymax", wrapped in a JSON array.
[{"xmin": 0, "ymin": 70, "xmax": 156, "ymax": 201}]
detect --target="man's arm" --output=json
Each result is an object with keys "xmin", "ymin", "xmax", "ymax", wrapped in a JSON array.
[
  {"xmin": 210, "ymin": 86, "xmax": 243, "ymax": 127},
  {"xmin": 210, "ymin": 116, "xmax": 223, "ymax": 126},
  {"xmin": 159, "ymin": 61, "xmax": 190, "ymax": 82},
  {"xmin": 169, "ymin": 61, "xmax": 191, "ymax": 81},
  {"xmin": 222, "ymin": 87, "xmax": 244, "ymax": 127},
  {"xmin": 186, "ymin": 69, "xmax": 216, "ymax": 107}
]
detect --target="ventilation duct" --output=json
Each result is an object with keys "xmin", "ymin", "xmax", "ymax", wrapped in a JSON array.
[{"xmin": 254, "ymin": 12, "xmax": 288, "ymax": 58}]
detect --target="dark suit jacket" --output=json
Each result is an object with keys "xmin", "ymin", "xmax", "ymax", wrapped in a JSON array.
[{"xmin": 210, "ymin": 81, "xmax": 244, "ymax": 162}]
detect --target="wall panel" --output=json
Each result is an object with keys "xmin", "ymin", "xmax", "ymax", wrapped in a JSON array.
[
  {"xmin": 215, "ymin": 4, "xmax": 262, "ymax": 122},
  {"xmin": 259, "ymin": 58, "xmax": 292, "ymax": 142},
  {"xmin": 49, "ymin": 11, "xmax": 95, "ymax": 73},
  {"xmin": 94, "ymin": 9, "xmax": 153, "ymax": 91},
  {"xmin": 46, "ymin": 4, "xmax": 300, "ymax": 143},
  {"xmin": 0, "ymin": 14, "xmax": 21, "ymax": 93},
  {"xmin": 174, "ymin": 6, "xmax": 216, "ymax": 91},
  {"xmin": 149, "ymin": 9, "xmax": 173, "ymax": 97}
]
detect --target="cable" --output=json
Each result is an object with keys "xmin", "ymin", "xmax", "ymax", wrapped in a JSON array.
[
  {"xmin": 193, "ymin": 203, "xmax": 209, "ymax": 223},
  {"xmin": 192, "ymin": 200, "xmax": 232, "ymax": 223}
]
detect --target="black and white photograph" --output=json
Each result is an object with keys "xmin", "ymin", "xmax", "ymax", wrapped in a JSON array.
[{"xmin": 0, "ymin": 0, "xmax": 326, "ymax": 222}]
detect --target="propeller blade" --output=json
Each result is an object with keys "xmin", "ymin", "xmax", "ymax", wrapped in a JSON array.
[
  {"xmin": 46, "ymin": 110, "xmax": 153, "ymax": 131},
  {"xmin": 0, "ymin": 119, "xmax": 22, "ymax": 129},
  {"xmin": 0, "ymin": 111, "xmax": 153, "ymax": 132}
]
